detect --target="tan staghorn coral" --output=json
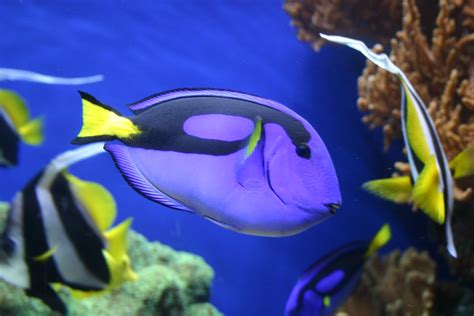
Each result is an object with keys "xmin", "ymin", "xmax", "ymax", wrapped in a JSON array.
[
  {"xmin": 357, "ymin": 0, "xmax": 474, "ymax": 159},
  {"xmin": 283, "ymin": 0, "xmax": 437, "ymax": 51},
  {"xmin": 336, "ymin": 248, "xmax": 437, "ymax": 316}
]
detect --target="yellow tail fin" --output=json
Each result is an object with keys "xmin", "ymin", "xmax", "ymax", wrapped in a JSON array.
[
  {"xmin": 72, "ymin": 91, "xmax": 140, "ymax": 144},
  {"xmin": 363, "ymin": 176, "xmax": 412, "ymax": 203},
  {"xmin": 18, "ymin": 117, "xmax": 44, "ymax": 145},
  {"xmin": 366, "ymin": 224, "xmax": 391, "ymax": 257}
]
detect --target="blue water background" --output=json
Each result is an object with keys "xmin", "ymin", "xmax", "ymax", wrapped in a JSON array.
[{"xmin": 1, "ymin": 1, "xmax": 432, "ymax": 315}]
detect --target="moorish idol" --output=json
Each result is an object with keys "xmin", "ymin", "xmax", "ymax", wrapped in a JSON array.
[
  {"xmin": 321, "ymin": 33, "xmax": 474, "ymax": 258},
  {"xmin": 285, "ymin": 224, "xmax": 391, "ymax": 316},
  {"xmin": 0, "ymin": 143, "xmax": 136, "ymax": 313},
  {"xmin": 0, "ymin": 89, "xmax": 43, "ymax": 167},
  {"xmin": 71, "ymin": 89, "xmax": 341, "ymax": 237}
]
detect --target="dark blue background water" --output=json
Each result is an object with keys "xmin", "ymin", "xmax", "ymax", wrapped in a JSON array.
[{"xmin": 1, "ymin": 1, "xmax": 431, "ymax": 315}]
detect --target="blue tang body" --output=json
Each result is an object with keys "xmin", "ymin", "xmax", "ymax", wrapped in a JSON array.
[
  {"xmin": 285, "ymin": 224, "xmax": 391, "ymax": 316},
  {"xmin": 73, "ymin": 89, "xmax": 341, "ymax": 236}
]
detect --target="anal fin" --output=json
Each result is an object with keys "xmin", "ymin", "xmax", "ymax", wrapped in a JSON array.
[{"xmin": 104, "ymin": 142, "xmax": 193, "ymax": 213}]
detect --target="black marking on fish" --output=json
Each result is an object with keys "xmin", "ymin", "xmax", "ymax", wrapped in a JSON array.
[
  {"xmin": 128, "ymin": 96, "xmax": 311, "ymax": 156},
  {"xmin": 51, "ymin": 174, "xmax": 110, "ymax": 285},
  {"xmin": 0, "ymin": 113, "xmax": 20, "ymax": 167}
]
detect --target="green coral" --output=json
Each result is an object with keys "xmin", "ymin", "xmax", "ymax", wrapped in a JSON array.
[{"xmin": 0, "ymin": 206, "xmax": 221, "ymax": 316}]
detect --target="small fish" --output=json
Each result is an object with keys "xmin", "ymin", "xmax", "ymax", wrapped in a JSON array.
[
  {"xmin": 0, "ymin": 89, "xmax": 43, "ymax": 167},
  {"xmin": 285, "ymin": 224, "xmax": 391, "ymax": 316},
  {"xmin": 71, "ymin": 89, "xmax": 341, "ymax": 236},
  {"xmin": 0, "ymin": 144, "xmax": 136, "ymax": 314},
  {"xmin": 321, "ymin": 34, "xmax": 474, "ymax": 258}
]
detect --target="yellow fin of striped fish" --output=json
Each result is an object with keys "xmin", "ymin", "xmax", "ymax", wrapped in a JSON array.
[
  {"xmin": 0, "ymin": 89, "xmax": 29, "ymax": 129},
  {"xmin": 362, "ymin": 176, "xmax": 412, "ymax": 203},
  {"xmin": 412, "ymin": 156, "xmax": 445, "ymax": 224},
  {"xmin": 65, "ymin": 172, "xmax": 116, "ymax": 232},
  {"xmin": 366, "ymin": 224, "xmax": 391, "ymax": 257},
  {"xmin": 449, "ymin": 147, "xmax": 474, "ymax": 179},
  {"xmin": 18, "ymin": 116, "xmax": 44, "ymax": 145}
]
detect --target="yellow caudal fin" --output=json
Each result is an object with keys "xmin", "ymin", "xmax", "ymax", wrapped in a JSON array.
[
  {"xmin": 365, "ymin": 224, "xmax": 391, "ymax": 257},
  {"xmin": 69, "ymin": 218, "xmax": 137, "ymax": 299},
  {"xmin": 412, "ymin": 156, "xmax": 445, "ymax": 224},
  {"xmin": 104, "ymin": 218, "xmax": 137, "ymax": 286},
  {"xmin": 449, "ymin": 147, "xmax": 474, "ymax": 179},
  {"xmin": 71, "ymin": 91, "xmax": 141, "ymax": 145},
  {"xmin": 64, "ymin": 172, "xmax": 116, "ymax": 232},
  {"xmin": 363, "ymin": 176, "xmax": 413, "ymax": 203},
  {"xmin": 18, "ymin": 116, "xmax": 44, "ymax": 145}
]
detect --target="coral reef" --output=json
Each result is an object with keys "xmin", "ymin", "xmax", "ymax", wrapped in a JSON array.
[
  {"xmin": 0, "ymin": 207, "xmax": 222, "ymax": 316},
  {"xmin": 357, "ymin": 0, "xmax": 474, "ymax": 157},
  {"xmin": 283, "ymin": 0, "xmax": 437, "ymax": 50},
  {"xmin": 336, "ymin": 248, "xmax": 436, "ymax": 316}
]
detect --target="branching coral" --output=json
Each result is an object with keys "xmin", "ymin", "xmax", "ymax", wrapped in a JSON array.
[
  {"xmin": 357, "ymin": 0, "xmax": 474, "ymax": 159},
  {"xmin": 336, "ymin": 248, "xmax": 437, "ymax": 316},
  {"xmin": 283, "ymin": 0, "xmax": 437, "ymax": 50}
]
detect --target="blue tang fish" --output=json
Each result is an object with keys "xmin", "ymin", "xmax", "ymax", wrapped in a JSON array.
[
  {"xmin": 72, "ymin": 89, "xmax": 341, "ymax": 236},
  {"xmin": 285, "ymin": 224, "xmax": 391, "ymax": 316},
  {"xmin": 0, "ymin": 89, "xmax": 43, "ymax": 167},
  {"xmin": 0, "ymin": 144, "xmax": 136, "ymax": 314},
  {"xmin": 321, "ymin": 34, "xmax": 474, "ymax": 258}
]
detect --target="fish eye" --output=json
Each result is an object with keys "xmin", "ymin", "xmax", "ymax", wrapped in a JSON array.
[{"xmin": 296, "ymin": 143, "xmax": 311, "ymax": 159}]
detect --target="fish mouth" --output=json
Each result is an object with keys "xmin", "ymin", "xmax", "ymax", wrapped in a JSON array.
[{"xmin": 324, "ymin": 203, "xmax": 341, "ymax": 215}]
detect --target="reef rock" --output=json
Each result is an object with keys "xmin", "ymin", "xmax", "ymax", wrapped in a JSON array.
[
  {"xmin": 336, "ymin": 248, "xmax": 436, "ymax": 316},
  {"xmin": 0, "ymin": 206, "xmax": 222, "ymax": 316}
]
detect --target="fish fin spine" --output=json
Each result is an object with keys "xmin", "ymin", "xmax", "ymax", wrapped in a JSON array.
[
  {"xmin": 362, "ymin": 176, "xmax": 412, "ymax": 203},
  {"xmin": 366, "ymin": 224, "xmax": 391, "ymax": 257},
  {"xmin": 72, "ymin": 91, "xmax": 141, "ymax": 144},
  {"xmin": 18, "ymin": 116, "xmax": 44, "ymax": 145}
]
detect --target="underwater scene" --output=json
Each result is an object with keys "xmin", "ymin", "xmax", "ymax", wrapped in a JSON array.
[{"xmin": 0, "ymin": 1, "xmax": 473, "ymax": 315}]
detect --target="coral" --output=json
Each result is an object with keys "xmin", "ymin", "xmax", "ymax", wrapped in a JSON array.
[
  {"xmin": 336, "ymin": 248, "xmax": 437, "ymax": 316},
  {"xmin": 0, "ymin": 207, "xmax": 222, "ymax": 316},
  {"xmin": 357, "ymin": 0, "xmax": 474, "ymax": 158},
  {"xmin": 283, "ymin": 0, "xmax": 437, "ymax": 50}
]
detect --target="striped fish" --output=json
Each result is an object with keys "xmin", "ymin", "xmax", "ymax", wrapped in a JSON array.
[
  {"xmin": 0, "ymin": 89, "xmax": 43, "ymax": 167},
  {"xmin": 320, "ymin": 34, "xmax": 474, "ymax": 258},
  {"xmin": 0, "ymin": 144, "xmax": 136, "ymax": 313}
]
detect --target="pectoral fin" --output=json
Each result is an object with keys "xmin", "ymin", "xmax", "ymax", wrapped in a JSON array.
[
  {"xmin": 236, "ymin": 116, "xmax": 266, "ymax": 188},
  {"xmin": 449, "ymin": 147, "xmax": 474, "ymax": 179},
  {"xmin": 362, "ymin": 176, "xmax": 412, "ymax": 203},
  {"xmin": 412, "ymin": 156, "xmax": 445, "ymax": 224}
]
